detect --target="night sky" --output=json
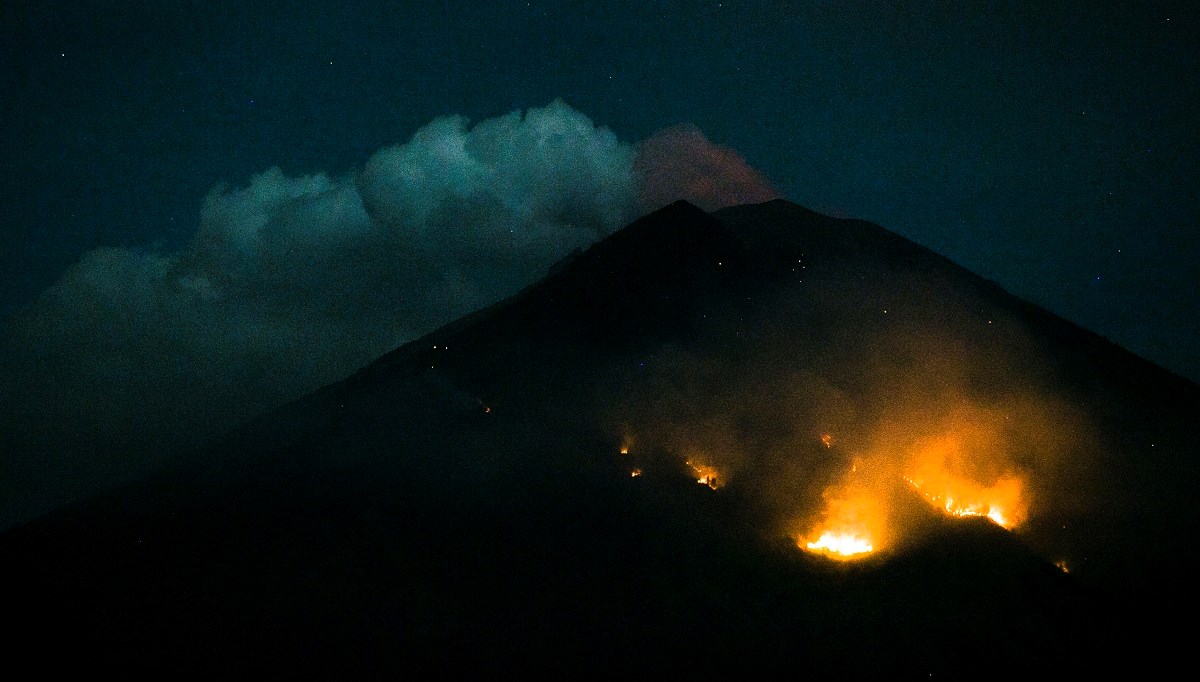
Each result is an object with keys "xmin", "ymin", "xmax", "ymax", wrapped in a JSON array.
[
  {"xmin": 4, "ymin": 1, "xmax": 1197, "ymax": 378},
  {"xmin": 2, "ymin": 2, "xmax": 1196, "ymax": 398},
  {"xmin": 5, "ymin": 5, "xmax": 1200, "ymax": 668}
]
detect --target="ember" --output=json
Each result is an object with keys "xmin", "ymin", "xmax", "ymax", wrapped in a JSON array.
[{"xmin": 686, "ymin": 459, "xmax": 721, "ymax": 490}]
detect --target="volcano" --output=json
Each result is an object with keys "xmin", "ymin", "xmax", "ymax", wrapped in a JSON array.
[{"xmin": 4, "ymin": 200, "xmax": 1198, "ymax": 675}]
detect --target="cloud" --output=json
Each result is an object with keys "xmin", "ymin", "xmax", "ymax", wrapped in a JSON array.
[
  {"xmin": 634, "ymin": 123, "xmax": 779, "ymax": 213},
  {"xmin": 0, "ymin": 99, "xmax": 786, "ymax": 527},
  {"xmin": 1, "ymin": 99, "xmax": 676, "ymax": 526}
]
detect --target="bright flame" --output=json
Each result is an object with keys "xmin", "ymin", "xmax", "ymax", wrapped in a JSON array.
[
  {"xmin": 904, "ymin": 435, "xmax": 1028, "ymax": 529},
  {"xmin": 805, "ymin": 532, "xmax": 874, "ymax": 558},
  {"xmin": 1055, "ymin": 560, "xmax": 1070, "ymax": 574},
  {"xmin": 820, "ymin": 433, "xmax": 834, "ymax": 448},
  {"xmin": 685, "ymin": 459, "xmax": 720, "ymax": 490},
  {"xmin": 903, "ymin": 475, "xmax": 1022, "ymax": 528},
  {"xmin": 800, "ymin": 463, "xmax": 885, "ymax": 561},
  {"xmin": 630, "ymin": 468, "xmax": 642, "ymax": 478}
]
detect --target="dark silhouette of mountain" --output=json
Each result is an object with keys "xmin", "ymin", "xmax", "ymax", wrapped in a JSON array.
[{"xmin": 4, "ymin": 200, "xmax": 1197, "ymax": 676}]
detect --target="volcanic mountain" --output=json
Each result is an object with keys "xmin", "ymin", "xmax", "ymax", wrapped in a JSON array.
[{"xmin": 4, "ymin": 200, "xmax": 1198, "ymax": 675}]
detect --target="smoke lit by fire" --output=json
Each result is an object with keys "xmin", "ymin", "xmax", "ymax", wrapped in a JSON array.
[
  {"xmin": 616, "ymin": 397, "xmax": 1059, "ymax": 564},
  {"xmin": 902, "ymin": 433, "xmax": 1029, "ymax": 529},
  {"xmin": 619, "ymin": 433, "xmax": 633, "ymax": 456},
  {"xmin": 799, "ymin": 458, "xmax": 886, "ymax": 561},
  {"xmin": 605, "ymin": 299, "xmax": 1091, "ymax": 573},
  {"xmin": 903, "ymin": 475, "xmax": 1020, "ymax": 528},
  {"xmin": 795, "ymin": 407, "xmax": 1044, "ymax": 559},
  {"xmin": 686, "ymin": 458, "xmax": 721, "ymax": 490}
]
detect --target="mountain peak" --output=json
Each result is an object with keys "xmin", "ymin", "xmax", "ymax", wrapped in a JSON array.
[{"xmin": 4, "ymin": 198, "xmax": 1197, "ymax": 675}]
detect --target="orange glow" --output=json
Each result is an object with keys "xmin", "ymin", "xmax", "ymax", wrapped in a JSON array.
[
  {"xmin": 800, "ymin": 491, "xmax": 883, "ymax": 561},
  {"xmin": 903, "ymin": 434, "xmax": 1028, "ymax": 529},
  {"xmin": 820, "ymin": 433, "xmax": 834, "ymax": 448},
  {"xmin": 805, "ymin": 532, "xmax": 874, "ymax": 558},
  {"xmin": 619, "ymin": 434, "xmax": 633, "ymax": 455},
  {"xmin": 685, "ymin": 459, "xmax": 721, "ymax": 490},
  {"xmin": 800, "ymin": 463, "xmax": 886, "ymax": 561},
  {"xmin": 1055, "ymin": 560, "xmax": 1070, "ymax": 573},
  {"xmin": 630, "ymin": 468, "xmax": 643, "ymax": 478},
  {"xmin": 619, "ymin": 445, "xmax": 630, "ymax": 455}
]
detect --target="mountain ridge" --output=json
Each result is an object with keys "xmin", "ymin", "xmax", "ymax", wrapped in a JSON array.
[{"xmin": 3, "ymin": 198, "xmax": 1196, "ymax": 675}]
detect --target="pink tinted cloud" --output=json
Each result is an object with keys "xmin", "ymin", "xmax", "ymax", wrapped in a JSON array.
[{"xmin": 634, "ymin": 123, "xmax": 780, "ymax": 213}]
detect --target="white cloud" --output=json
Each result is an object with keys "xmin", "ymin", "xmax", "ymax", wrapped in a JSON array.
[
  {"xmin": 0, "ymin": 100, "xmax": 640, "ymax": 525},
  {"xmin": 0, "ymin": 99, "xmax": 785, "ymax": 527}
]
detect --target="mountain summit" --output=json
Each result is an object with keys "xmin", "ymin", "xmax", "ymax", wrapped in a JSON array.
[{"xmin": 5, "ymin": 200, "xmax": 1198, "ymax": 675}]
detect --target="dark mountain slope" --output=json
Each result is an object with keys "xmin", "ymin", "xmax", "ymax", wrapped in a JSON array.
[{"xmin": 3, "ymin": 200, "xmax": 1195, "ymax": 676}]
